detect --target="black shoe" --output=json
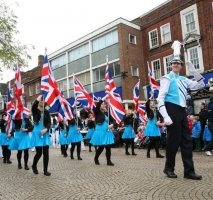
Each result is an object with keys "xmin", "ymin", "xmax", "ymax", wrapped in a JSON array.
[
  {"xmin": 70, "ymin": 156, "xmax": 74, "ymax": 160},
  {"xmin": 107, "ymin": 160, "xmax": 114, "ymax": 166},
  {"xmin": 125, "ymin": 152, "xmax": 130, "ymax": 155},
  {"xmin": 64, "ymin": 154, "xmax": 68, "ymax": 158},
  {"xmin": 147, "ymin": 153, "xmax": 150, "ymax": 158},
  {"xmin": 18, "ymin": 164, "xmax": 22, "ymax": 169},
  {"xmin": 156, "ymin": 154, "xmax": 164, "ymax": 158},
  {"xmin": 132, "ymin": 152, "xmax": 137, "ymax": 156},
  {"xmin": 32, "ymin": 165, "xmax": 38, "ymax": 174},
  {"xmin": 6, "ymin": 160, "xmax": 12, "ymax": 164},
  {"xmin": 163, "ymin": 169, "xmax": 177, "ymax": 178},
  {"xmin": 184, "ymin": 173, "xmax": 202, "ymax": 180},
  {"xmin": 89, "ymin": 150, "xmax": 92, "ymax": 152},
  {"xmin": 3, "ymin": 160, "xmax": 6, "ymax": 164},
  {"xmin": 25, "ymin": 165, "xmax": 30, "ymax": 170},
  {"xmin": 94, "ymin": 158, "xmax": 100, "ymax": 165},
  {"xmin": 78, "ymin": 157, "xmax": 83, "ymax": 160},
  {"xmin": 44, "ymin": 171, "xmax": 51, "ymax": 176}
]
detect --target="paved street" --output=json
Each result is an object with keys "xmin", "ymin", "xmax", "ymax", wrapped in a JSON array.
[{"xmin": 0, "ymin": 147, "xmax": 213, "ymax": 200}]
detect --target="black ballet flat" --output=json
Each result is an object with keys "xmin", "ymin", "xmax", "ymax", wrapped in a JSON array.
[
  {"xmin": 32, "ymin": 166, "xmax": 38, "ymax": 174},
  {"xmin": 44, "ymin": 171, "xmax": 51, "ymax": 176},
  {"xmin": 18, "ymin": 164, "xmax": 22, "ymax": 169}
]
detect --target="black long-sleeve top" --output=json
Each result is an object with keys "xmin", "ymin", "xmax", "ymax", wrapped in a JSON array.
[
  {"xmin": 207, "ymin": 110, "xmax": 213, "ymax": 123},
  {"xmin": 123, "ymin": 114, "xmax": 134, "ymax": 126},
  {"xmin": 31, "ymin": 100, "xmax": 51, "ymax": 130},
  {"xmin": 94, "ymin": 100, "xmax": 106, "ymax": 124},
  {"xmin": 58, "ymin": 122, "xmax": 69, "ymax": 133},
  {"xmin": 87, "ymin": 120, "xmax": 95, "ymax": 129},
  {"xmin": 68, "ymin": 118, "xmax": 83, "ymax": 129},
  {"xmin": 0, "ymin": 119, "xmax": 6, "ymax": 133},
  {"xmin": 13, "ymin": 118, "xmax": 34, "ymax": 132}
]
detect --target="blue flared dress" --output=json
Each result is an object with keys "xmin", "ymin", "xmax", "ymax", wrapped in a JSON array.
[
  {"xmin": 30, "ymin": 117, "xmax": 51, "ymax": 147},
  {"xmin": 144, "ymin": 117, "xmax": 161, "ymax": 137},
  {"xmin": 122, "ymin": 125, "xmax": 136, "ymax": 139},
  {"xmin": 67, "ymin": 125, "xmax": 83, "ymax": 144},
  {"xmin": 90, "ymin": 116, "xmax": 114, "ymax": 146},
  {"xmin": 59, "ymin": 129, "xmax": 69, "ymax": 145},
  {"xmin": 85, "ymin": 128, "xmax": 95, "ymax": 139},
  {"xmin": 0, "ymin": 131, "xmax": 13, "ymax": 146}
]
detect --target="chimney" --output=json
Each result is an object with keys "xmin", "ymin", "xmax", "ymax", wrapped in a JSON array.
[{"xmin": 38, "ymin": 55, "xmax": 44, "ymax": 68}]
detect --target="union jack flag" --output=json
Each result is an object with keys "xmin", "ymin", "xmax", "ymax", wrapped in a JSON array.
[
  {"xmin": 5, "ymin": 82, "xmax": 15, "ymax": 135},
  {"xmin": 91, "ymin": 94, "xmax": 99, "ymax": 112},
  {"xmin": 133, "ymin": 79, "xmax": 140, "ymax": 111},
  {"xmin": 13, "ymin": 63, "xmax": 30, "ymax": 120},
  {"xmin": 73, "ymin": 75, "xmax": 93, "ymax": 109},
  {"xmin": 147, "ymin": 61, "xmax": 160, "ymax": 93},
  {"xmin": 40, "ymin": 52, "xmax": 73, "ymax": 120},
  {"xmin": 105, "ymin": 62, "xmax": 125, "ymax": 124},
  {"xmin": 137, "ymin": 103, "xmax": 147, "ymax": 123}
]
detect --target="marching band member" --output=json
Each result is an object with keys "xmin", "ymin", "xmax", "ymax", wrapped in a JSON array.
[
  {"xmin": 31, "ymin": 95, "xmax": 51, "ymax": 176},
  {"xmin": 59, "ymin": 118, "xmax": 69, "ymax": 157},
  {"xmin": 90, "ymin": 100, "xmax": 115, "ymax": 166}
]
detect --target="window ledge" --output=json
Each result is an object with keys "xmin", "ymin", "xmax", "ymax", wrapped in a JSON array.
[
  {"xmin": 161, "ymin": 40, "xmax": 172, "ymax": 46},
  {"xmin": 149, "ymin": 45, "xmax": 159, "ymax": 50}
]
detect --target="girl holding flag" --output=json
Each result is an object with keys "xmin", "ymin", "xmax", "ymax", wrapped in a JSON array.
[
  {"xmin": 9, "ymin": 117, "xmax": 33, "ymax": 170},
  {"xmin": 31, "ymin": 95, "xmax": 51, "ymax": 176},
  {"xmin": 90, "ymin": 99, "xmax": 115, "ymax": 166}
]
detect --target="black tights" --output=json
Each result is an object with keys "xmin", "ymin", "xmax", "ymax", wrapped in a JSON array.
[
  {"xmin": 2, "ymin": 145, "xmax": 11, "ymax": 162},
  {"xmin": 61, "ymin": 145, "xmax": 68, "ymax": 156},
  {"xmin": 95, "ymin": 145, "xmax": 112, "ymax": 162},
  {"xmin": 147, "ymin": 137, "xmax": 160, "ymax": 156},
  {"xmin": 125, "ymin": 139, "xmax": 135, "ymax": 154},
  {"xmin": 32, "ymin": 146, "xmax": 49, "ymax": 172},
  {"xmin": 17, "ymin": 149, "xmax": 29, "ymax": 166},
  {"xmin": 70, "ymin": 142, "xmax": 81, "ymax": 158}
]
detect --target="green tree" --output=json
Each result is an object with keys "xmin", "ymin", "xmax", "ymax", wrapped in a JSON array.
[{"xmin": 0, "ymin": 0, "xmax": 32, "ymax": 70}]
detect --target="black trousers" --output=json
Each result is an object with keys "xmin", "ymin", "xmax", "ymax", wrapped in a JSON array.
[
  {"xmin": 165, "ymin": 102, "xmax": 195, "ymax": 175},
  {"xmin": 204, "ymin": 122, "xmax": 213, "ymax": 151},
  {"xmin": 32, "ymin": 146, "xmax": 49, "ymax": 172},
  {"xmin": 61, "ymin": 145, "xmax": 68, "ymax": 156},
  {"xmin": 70, "ymin": 142, "xmax": 81, "ymax": 158},
  {"xmin": 2, "ymin": 145, "xmax": 11, "ymax": 162},
  {"xmin": 95, "ymin": 145, "xmax": 112, "ymax": 162},
  {"xmin": 124, "ymin": 139, "xmax": 135, "ymax": 154},
  {"xmin": 147, "ymin": 136, "xmax": 160, "ymax": 156},
  {"xmin": 17, "ymin": 149, "xmax": 29, "ymax": 166}
]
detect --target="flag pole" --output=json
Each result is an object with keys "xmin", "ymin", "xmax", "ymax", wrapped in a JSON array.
[
  {"xmin": 106, "ymin": 55, "xmax": 110, "ymax": 130},
  {"xmin": 73, "ymin": 73, "xmax": 78, "ymax": 127}
]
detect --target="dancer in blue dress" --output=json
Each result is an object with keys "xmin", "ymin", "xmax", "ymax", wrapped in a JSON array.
[
  {"xmin": 9, "ymin": 117, "xmax": 33, "ymax": 169},
  {"xmin": 31, "ymin": 95, "xmax": 51, "ymax": 176},
  {"xmin": 144, "ymin": 99, "xmax": 164, "ymax": 158},
  {"xmin": 85, "ymin": 112, "xmax": 96, "ymax": 152},
  {"xmin": 67, "ymin": 116, "xmax": 83, "ymax": 160},
  {"xmin": 59, "ymin": 118, "xmax": 69, "ymax": 157},
  {"xmin": 90, "ymin": 100, "xmax": 115, "ymax": 166},
  {"xmin": 0, "ymin": 113, "xmax": 13, "ymax": 164},
  {"xmin": 122, "ymin": 111, "xmax": 137, "ymax": 156}
]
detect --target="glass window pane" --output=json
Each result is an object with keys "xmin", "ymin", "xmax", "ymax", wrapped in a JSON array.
[
  {"xmin": 114, "ymin": 62, "xmax": 120, "ymax": 76},
  {"xmin": 99, "ymin": 66, "xmax": 105, "ymax": 80}
]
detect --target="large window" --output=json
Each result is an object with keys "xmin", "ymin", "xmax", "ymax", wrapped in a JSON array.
[
  {"xmin": 69, "ymin": 72, "xmax": 91, "ymax": 89},
  {"xmin": 51, "ymin": 54, "xmax": 66, "ymax": 70},
  {"xmin": 35, "ymin": 82, "xmax": 40, "ymax": 94},
  {"xmin": 57, "ymin": 79, "xmax": 67, "ymax": 92},
  {"xmin": 163, "ymin": 55, "xmax": 173, "ymax": 74},
  {"xmin": 92, "ymin": 30, "xmax": 118, "ymax": 52},
  {"xmin": 68, "ymin": 43, "xmax": 89, "ymax": 62},
  {"xmin": 93, "ymin": 61, "xmax": 120, "ymax": 82},
  {"xmin": 160, "ymin": 23, "xmax": 171, "ymax": 44},
  {"xmin": 180, "ymin": 4, "xmax": 200, "ymax": 37},
  {"xmin": 188, "ymin": 47, "xmax": 200, "ymax": 69},
  {"xmin": 29, "ymin": 86, "xmax": 33, "ymax": 97},
  {"xmin": 151, "ymin": 59, "xmax": 161, "ymax": 80},
  {"xmin": 129, "ymin": 34, "xmax": 137, "ymax": 44},
  {"xmin": 149, "ymin": 29, "xmax": 159, "ymax": 49}
]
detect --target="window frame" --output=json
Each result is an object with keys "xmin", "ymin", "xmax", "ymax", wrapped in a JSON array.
[
  {"xmin": 148, "ymin": 29, "xmax": 159, "ymax": 49},
  {"xmin": 131, "ymin": 66, "xmax": 139, "ymax": 77},
  {"xmin": 129, "ymin": 34, "xmax": 137, "ymax": 45},
  {"xmin": 160, "ymin": 23, "xmax": 171, "ymax": 44},
  {"xmin": 151, "ymin": 59, "xmax": 161, "ymax": 80},
  {"xmin": 163, "ymin": 55, "xmax": 173, "ymax": 75}
]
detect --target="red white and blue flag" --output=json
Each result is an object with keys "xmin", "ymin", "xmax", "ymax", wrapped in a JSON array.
[
  {"xmin": 73, "ymin": 75, "xmax": 93, "ymax": 109},
  {"xmin": 133, "ymin": 79, "xmax": 140, "ymax": 111},
  {"xmin": 40, "ymin": 52, "xmax": 73, "ymax": 120},
  {"xmin": 105, "ymin": 62, "xmax": 125, "ymax": 124},
  {"xmin": 147, "ymin": 61, "xmax": 160, "ymax": 93},
  {"xmin": 13, "ymin": 63, "xmax": 30, "ymax": 120},
  {"xmin": 5, "ymin": 82, "xmax": 15, "ymax": 135},
  {"xmin": 91, "ymin": 94, "xmax": 99, "ymax": 112},
  {"xmin": 137, "ymin": 103, "xmax": 147, "ymax": 123}
]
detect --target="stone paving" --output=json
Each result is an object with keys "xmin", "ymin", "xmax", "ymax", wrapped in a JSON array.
[{"xmin": 0, "ymin": 147, "xmax": 213, "ymax": 200}]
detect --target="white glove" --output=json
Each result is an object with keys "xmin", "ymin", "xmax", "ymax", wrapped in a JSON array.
[
  {"xmin": 164, "ymin": 116, "xmax": 173, "ymax": 126},
  {"xmin": 185, "ymin": 61, "xmax": 204, "ymax": 82}
]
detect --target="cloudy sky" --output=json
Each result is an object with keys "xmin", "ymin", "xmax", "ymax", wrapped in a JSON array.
[{"xmin": 2, "ymin": 0, "xmax": 167, "ymax": 83}]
